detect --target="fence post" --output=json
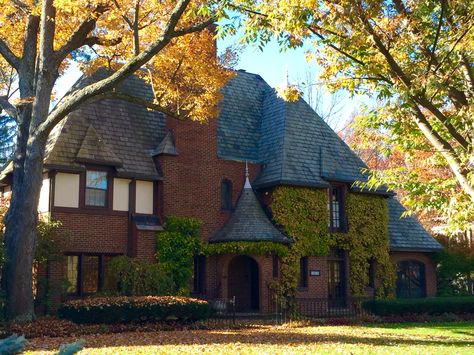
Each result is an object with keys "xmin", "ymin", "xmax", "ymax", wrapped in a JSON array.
[{"xmin": 232, "ymin": 296, "xmax": 236, "ymax": 326}]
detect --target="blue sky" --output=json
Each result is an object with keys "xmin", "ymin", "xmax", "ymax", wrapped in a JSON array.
[{"xmin": 222, "ymin": 35, "xmax": 372, "ymax": 131}]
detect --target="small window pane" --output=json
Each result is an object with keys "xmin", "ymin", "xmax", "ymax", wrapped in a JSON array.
[
  {"xmin": 87, "ymin": 171, "xmax": 107, "ymax": 189},
  {"xmin": 85, "ymin": 188, "xmax": 107, "ymax": 206},
  {"xmin": 85, "ymin": 171, "xmax": 107, "ymax": 206},
  {"xmin": 66, "ymin": 256, "xmax": 79, "ymax": 294},
  {"xmin": 82, "ymin": 255, "xmax": 99, "ymax": 294},
  {"xmin": 221, "ymin": 180, "xmax": 232, "ymax": 210},
  {"xmin": 192, "ymin": 256, "xmax": 205, "ymax": 294},
  {"xmin": 272, "ymin": 255, "xmax": 279, "ymax": 278},
  {"xmin": 298, "ymin": 257, "xmax": 308, "ymax": 288},
  {"xmin": 329, "ymin": 186, "xmax": 344, "ymax": 231}
]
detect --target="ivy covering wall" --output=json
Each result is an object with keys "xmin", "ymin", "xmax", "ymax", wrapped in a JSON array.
[{"xmin": 271, "ymin": 186, "xmax": 395, "ymax": 307}]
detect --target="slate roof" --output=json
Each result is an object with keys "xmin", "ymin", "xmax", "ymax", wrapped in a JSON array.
[
  {"xmin": 210, "ymin": 178, "xmax": 291, "ymax": 244},
  {"xmin": 388, "ymin": 198, "xmax": 442, "ymax": 252},
  {"xmin": 217, "ymin": 70, "xmax": 370, "ymax": 188},
  {"xmin": 217, "ymin": 70, "xmax": 438, "ymax": 252},
  {"xmin": 44, "ymin": 70, "xmax": 166, "ymax": 180}
]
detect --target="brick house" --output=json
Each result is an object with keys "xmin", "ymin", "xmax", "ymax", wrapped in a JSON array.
[{"xmin": 0, "ymin": 69, "xmax": 442, "ymax": 312}]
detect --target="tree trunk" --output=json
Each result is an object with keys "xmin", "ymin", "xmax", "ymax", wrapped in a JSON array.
[{"xmin": 4, "ymin": 137, "xmax": 46, "ymax": 321}]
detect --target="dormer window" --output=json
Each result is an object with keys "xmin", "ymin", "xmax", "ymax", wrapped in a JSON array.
[
  {"xmin": 328, "ymin": 184, "xmax": 346, "ymax": 232},
  {"xmin": 85, "ymin": 170, "xmax": 108, "ymax": 207}
]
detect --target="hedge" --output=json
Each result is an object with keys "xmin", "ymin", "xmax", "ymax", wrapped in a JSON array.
[
  {"xmin": 58, "ymin": 296, "xmax": 212, "ymax": 324},
  {"xmin": 363, "ymin": 296, "xmax": 474, "ymax": 316}
]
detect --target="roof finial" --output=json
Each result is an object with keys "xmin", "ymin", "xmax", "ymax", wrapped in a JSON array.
[{"xmin": 244, "ymin": 161, "xmax": 251, "ymax": 189}]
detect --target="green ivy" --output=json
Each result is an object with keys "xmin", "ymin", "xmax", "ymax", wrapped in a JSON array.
[
  {"xmin": 202, "ymin": 241, "xmax": 289, "ymax": 257},
  {"xmin": 270, "ymin": 186, "xmax": 395, "ymax": 312},
  {"xmin": 155, "ymin": 216, "xmax": 202, "ymax": 295},
  {"xmin": 332, "ymin": 193, "xmax": 395, "ymax": 298}
]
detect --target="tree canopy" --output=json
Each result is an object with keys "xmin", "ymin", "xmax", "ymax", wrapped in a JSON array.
[{"xmin": 229, "ymin": 0, "xmax": 474, "ymax": 232}]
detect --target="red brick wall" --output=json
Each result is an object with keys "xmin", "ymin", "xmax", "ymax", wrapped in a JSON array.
[
  {"xmin": 297, "ymin": 256, "xmax": 330, "ymax": 299},
  {"xmin": 158, "ymin": 117, "xmax": 259, "ymax": 240},
  {"xmin": 158, "ymin": 116, "xmax": 261, "ymax": 303},
  {"xmin": 390, "ymin": 251, "xmax": 437, "ymax": 297},
  {"xmin": 52, "ymin": 211, "xmax": 128, "ymax": 254},
  {"xmin": 136, "ymin": 230, "xmax": 156, "ymax": 262}
]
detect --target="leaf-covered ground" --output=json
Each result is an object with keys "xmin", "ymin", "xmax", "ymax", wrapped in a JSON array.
[{"xmin": 25, "ymin": 321, "xmax": 474, "ymax": 355}]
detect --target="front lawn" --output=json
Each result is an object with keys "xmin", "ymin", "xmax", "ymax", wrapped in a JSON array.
[{"xmin": 25, "ymin": 321, "xmax": 474, "ymax": 354}]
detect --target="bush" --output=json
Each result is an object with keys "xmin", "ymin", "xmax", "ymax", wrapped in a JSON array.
[
  {"xmin": 105, "ymin": 256, "xmax": 174, "ymax": 296},
  {"xmin": 156, "ymin": 216, "xmax": 202, "ymax": 295},
  {"xmin": 58, "ymin": 296, "xmax": 212, "ymax": 324},
  {"xmin": 363, "ymin": 296, "xmax": 474, "ymax": 316}
]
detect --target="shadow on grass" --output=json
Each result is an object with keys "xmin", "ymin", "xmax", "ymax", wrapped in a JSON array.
[{"xmin": 26, "ymin": 326, "xmax": 474, "ymax": 352}]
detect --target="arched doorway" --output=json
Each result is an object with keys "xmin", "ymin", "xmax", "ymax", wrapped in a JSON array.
[{"xmin": 228, "ymin": 255, "xmax": 259, "ymax": 312}]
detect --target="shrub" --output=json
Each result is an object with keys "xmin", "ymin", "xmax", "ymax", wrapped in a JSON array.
[
  {"xmin": 363, "ymin": 296, "xmax": 474, "ymax": 316},
  {"xmin": 58, "ymin": 296, "xmax": 212, "ymax": 324},
  {"xmin": 155, "ymin": 216, "xmax": 202, "ymax": 295},
  {"xmin": 105, "ymin": 256, "xmax": 174, "ymax": 296}
]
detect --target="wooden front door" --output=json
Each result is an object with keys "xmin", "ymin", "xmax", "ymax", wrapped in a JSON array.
[
  {"xmin": 228, "ymin": 255, "xmax": 259, "ymax": 312},
  {"xmin": 328, "ymin": 259, "xmax": 346, "ymax": 308}
]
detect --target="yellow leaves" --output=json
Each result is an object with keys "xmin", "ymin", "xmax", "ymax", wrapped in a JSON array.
[
  {"xmin": 276, "ymin": 84, "xmax": 301, "ymax": 102},
  {"xmin": 24, "ymin": 322, "xmax": 474, "ymax": 354},
  {"xmin": 137, "ymin": 29, "xmax": 232, "ymax": 122}
]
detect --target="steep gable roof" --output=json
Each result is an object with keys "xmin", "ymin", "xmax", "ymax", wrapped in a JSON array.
[
  {"xmin": 388, "ymin": 198, "xmax": 442, "ymax": 252},
  {"xmin": 44, "ymin": 71, "xmax": 166, "ymax": 180},
  {"xmin": 217, "ymin": 71, "xmax": 369, "ymax": 188}
]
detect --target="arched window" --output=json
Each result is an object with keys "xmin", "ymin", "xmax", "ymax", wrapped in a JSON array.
[
  {"xmin": 396, "ymin": 260, "xmax": 426, "ymax": 298},
  {"xmin": 220, "ymin": 179, "xmax": 232, "ymax": 211}
]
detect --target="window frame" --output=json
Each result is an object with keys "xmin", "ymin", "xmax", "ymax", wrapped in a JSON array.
[
  {"xmin": 298, "ymin": 256, "xmax": 308, "ymax": 289},
  {"xmin": 328, "ymin": 183, "xmax": 347, "ymax": 232},
  {"xmin": 220, "ymin": 179, "xmax": 233, "ymax": 211},
  {"xmin": 396, "ymin": 260, "xmax": 426, "ymax": 298},
  {"xmin": 84, "ymin": 169, "xmax": 110, "ymax": 209},
  {"xmin": 272, "ymin": 254, "xmax": 279, "ymax": 278},
  {"xmin": 191, "ymin": 255, "xmax": 206, "ymax": 295},
  {"xmin": 65, "ymin": 253, "xmax": 120, "ymax": 297}
]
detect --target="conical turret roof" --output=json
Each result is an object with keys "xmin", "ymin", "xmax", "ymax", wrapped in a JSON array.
[{"xmin": 210, "ymin": 171, "xmax": 290, "ymax": 244}]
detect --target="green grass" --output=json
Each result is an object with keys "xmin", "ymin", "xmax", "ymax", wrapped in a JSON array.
[{"xmin": 25, "ymin": 321, "xmax": 474, "ymax": 354}]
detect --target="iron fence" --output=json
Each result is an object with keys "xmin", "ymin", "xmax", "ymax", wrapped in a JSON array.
[{"xmin": 204, "ymin": 294, "xmax": 373, "ymax": 327}]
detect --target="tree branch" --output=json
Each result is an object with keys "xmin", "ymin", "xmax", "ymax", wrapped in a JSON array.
[
  {"xmin": 54, "ymin": 4, "xmax": 109, "ymax": 66},
  {"xmin": 18, "ymin": 15, "xmax": 40, "ymax": 98},
  {"xmin": 0, "ymin": 96, "xmax": 17, "ymax": 119},
  {"xmin": 84, "ymin": 36, "xmax": 123, "ymax": 48},
  {"xmin": 414, "ymin": 95, "xmax": 470, "ymax": 150},
  {"xmin": 356, "ymin": 4, "xmax": 470, "ymax": 151},
  {"xmin": 101, "ymin": 91, "xmax": 185, "ymax": 119},
  {"xmin": 0, "ymin": 39, "xmax": 20, "ymax": 69},
  {"xmin": 307, "ymin": 26, "xmax": 368, "ymax": 67},
  {"xmin": 432, "ymin": 14, "xmax": 474, "ymax": 75},
  {"xmin": 37, "ymin": 0, "xmax": 208, "ymax": 137},
  {"xmin": 172, "ymin": 18, "xmax": 215, "ymax": 37},
  {"xmin": 9, "ymin": 0, "xmax": 30, "ymax": 14},
  {"xmin": 411, "ymin": 103, "xmax": 474, "ymax": 200},
  {"xmin": 426, "ymin": 0, "xmax": 445, "ymax": 73}
]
